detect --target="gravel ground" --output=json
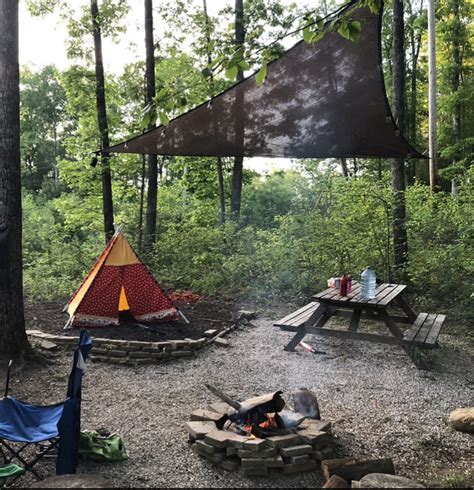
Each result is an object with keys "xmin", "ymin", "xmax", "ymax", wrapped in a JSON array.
[{"xmin": 7, "ymin": 316, "xmax": 473, "ymax": 488}]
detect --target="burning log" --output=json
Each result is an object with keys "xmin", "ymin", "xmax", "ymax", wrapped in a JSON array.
[{"xmin": 205, "ymin": 384, "xmax": 291, "ymax": 437}]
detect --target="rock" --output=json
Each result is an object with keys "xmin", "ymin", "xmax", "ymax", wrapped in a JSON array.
[
  {"xmin": 214, "ymin": 337, "xmax": 230, "ymax": 347},
  {"xmin": 30, "ymin": 474, "xmax": 114, "ymax": 487},
  {"xmin": 356, "ymin": 473, "xmax": 425, "ymax": 488},
  {"xmin": 184, "ymin": 421, "xmax": 217, "ymax": 440},
  {"xmin": 323, "ymin": 475, "xmax": 350, "ymax": 488},
  {"xmin": 266, "ymin": 433, "xmax": 302, "ymax": 449},
  {"xmin": 238, "ymin": 310, "xmax": 257, "ymax": 321},
  {"xmin": 190, "ymin": 409, "xmax": 223, "ymax": 423},
  {"xmin": 39, "ymin": 340, "xmax": 58, "ymax": 351},
  {"xmin": 204, "ymin": 329, "xmax": 218, "ymax": 338},
  {"xmin": 292, "ymin": 387, "xmax": 321, "ymax": 419},
  {"xmin": 214, "ymin": 338, "xmax": 230, "ymax": 348},
  {"xmin": 279, "ymin": 409, "xmax": 306, "ymax": 429},
  {"xmin": 322, "ymin": 458, "xmax": 395, "ymax": 483},
  {"xmin": 279, "ymin": 444, "xmax": 313, "ymax": 457},
  {"xmin": 448, "ymin": 407, "xmax": 474, "ymax": 433}
]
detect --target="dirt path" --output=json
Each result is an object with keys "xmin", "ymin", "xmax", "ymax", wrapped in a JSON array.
[{"xmin": 5, "ymin": 316, "xmax": 473, "ymax": 488}]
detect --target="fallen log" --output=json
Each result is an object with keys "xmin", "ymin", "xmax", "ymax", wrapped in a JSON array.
[
  {"xmin": 322, "ymin": 475, "xmax": 350, "ymax": 488},
  {"xmin": 321, "ymin": 458, "xmax": 396, "ymax": 482},
  {"xmin": 204, "ymin": 384, "xmax": 241, "ymax": 410}
]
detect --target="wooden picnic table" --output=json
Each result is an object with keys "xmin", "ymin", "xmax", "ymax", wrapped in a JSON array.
[{"xmin": 274, "ymin": 282, "xmax": 446, "ymax": 359}]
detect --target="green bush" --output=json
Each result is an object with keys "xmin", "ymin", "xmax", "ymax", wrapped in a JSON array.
[{"xmin": 22, "ymin": 170, "xmax": 474, "ymax": 322}]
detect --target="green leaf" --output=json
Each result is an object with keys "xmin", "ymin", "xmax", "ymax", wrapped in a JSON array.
[
  {"xmin": 255, "ymin": 61, "xmax": 267, "ymax": 86},
  {"xmin": 201, "ymin": 67, "xmax": 212, "ymax": 78},
  {"xmin": 238, "ymin": 60, "xmax": 250, "ymax": 71},
  {"xmin": 337, "ymin": 20, "xmax": 352, "ymax": 41},
  {"xmin": 225, "ymin": 65, "xmax": 239, "ymax": 80},
  {"xmin": 303, "ymin": 25, "xmax": 313, "ymax": 43},
  {"xmin": 347, "ymin": 20, "xmax": 362, "ymax": 42},
  {"xmin": 156, "ymin": 88, "xmax": 168, "ymax": 100},
  {"xmin": 158, "ymin": 111, "xmax": 170, "ymax": 126},
  {"xmin": 366, "ymin": 0, "xmax": 381, "ymax": 14},
  {"xmin": 310, "ymin": 30, "xmax": 325, "ymax": 43}
]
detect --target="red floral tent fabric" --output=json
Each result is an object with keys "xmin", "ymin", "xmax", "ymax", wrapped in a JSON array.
[{"xmin": 65, "ymin": 230, "xmax": 178, "ymax": 328}]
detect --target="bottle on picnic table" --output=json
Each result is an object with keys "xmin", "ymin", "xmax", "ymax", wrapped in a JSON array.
[
  {"xmin": 361, "ymin": 266, "xmax": 376, "ymax": 299},
  {"xmin": 339, "ymin": 273, "xmax": 347, "ymax": 296},
  {"xmin": 347, "ymin": 274, "xmax": 352, "ymax": 293},
  {"xmin": 334, "ymin": 275, "xmax": 340, "ymax": 289}
]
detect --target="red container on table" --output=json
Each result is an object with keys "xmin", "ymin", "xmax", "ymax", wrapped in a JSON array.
[
  {"xmin": 347, "ymin": 274, "xmax": 352, "ymax": 293},
  {"xmin": 339, "ymin": 273, "xmax": 348, "ymax": 296}
]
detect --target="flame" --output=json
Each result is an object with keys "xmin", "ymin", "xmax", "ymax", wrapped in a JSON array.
[
  {"xmin": 259, "ymin": 414, "xmax": 278, "ymax": 430},
  {"xmin": 243, "ymin": 413, "xmax": 278, "ymax": 438},
  {"xmin": 244, "ymin": 425, "xmax": 256, "ymax": 439}
]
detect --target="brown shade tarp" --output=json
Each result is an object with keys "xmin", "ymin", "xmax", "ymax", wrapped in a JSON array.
[{"xmin": 106, "ymin": 1, "xmax": 426, "ymax": 160}]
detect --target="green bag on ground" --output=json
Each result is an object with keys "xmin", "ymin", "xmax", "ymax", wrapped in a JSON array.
[
  {"xmin": 79, "ymin": 431, "xmax": 128, "ymax": 462},
  {"xmin": 0, "ymin": 464, "xmax": 24, "ymax": 488}
]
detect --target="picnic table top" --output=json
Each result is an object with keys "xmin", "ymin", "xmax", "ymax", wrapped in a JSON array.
[{"xmin": 313, "ymin": 282, "xmax": 407, "ymax": 308}]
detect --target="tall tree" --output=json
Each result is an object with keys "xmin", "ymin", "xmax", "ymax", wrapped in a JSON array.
[
  {"xmin": 391, "ymin": 0, "xmax": 409, "ymax": 275},
  {"xmin": 405, "ymin": 0, "xmax": 425, "ymax": 184},
  {"xmin": 230, "ymin": 0, "xmax": 245, "ymax": 219},
  {"xmin": 144, "ymin": 0, "xmax": 158, "ymax": 246},
  {"xmin": 91, "ymin": 0, "xmax": 115, "ymax": 242},
  {"xmin": 203, "ymin": 0, "xmax": 226, "ymax": 226},
  {"xmin": 450, "ymin": 0, "xmax": 461, "ymax": 194},
  {"xmin": 0, "ymin": 0, "xmax": 29, "ymax": 356},
  {"xmin": 427, "ymin": 0, "xmax": 438, "ymax": 191}
]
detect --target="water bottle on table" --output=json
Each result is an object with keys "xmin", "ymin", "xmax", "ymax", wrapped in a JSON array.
[{"xmin": 360, "ymin": 266, "xmax": 376, "ymax": 299}]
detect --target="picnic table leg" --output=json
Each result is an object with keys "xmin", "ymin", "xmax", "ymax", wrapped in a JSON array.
[
  {"xmin": 348, "ymin": 308, "xmax": 362, "ymax": 331},
  {"xmin": 378, "ymin": 309, "xmax": 404, "ymax": 339},
  {"xmin": 284, "ymin": 327, "xmax": 309, "ymax": 352},
  {"xmin": 283, "ymin": 305, "xmax": 330, "ymax": 352},
  {"xmin": 394, "ymin": 295, "xmax": 418, "ymax": 322}
]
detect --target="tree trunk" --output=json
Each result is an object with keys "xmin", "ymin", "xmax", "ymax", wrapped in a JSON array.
[
  {"xmin": 91, "ymin": 0, "xmax": 114, "ymax": 242},
  {"xmin": 0, "ymin": 1, "xmax": 29, "ymax": 356},
  {"xmin": 352, "ymin": 158, "xmax": 358, "ymax": 177},
  {"xmin": 428, "ymin": 0, "xmax": 438, "ymax": 191},
  {"xmin": 217, "ymin": 156, "xmax": 226, "ymax": 225},
  {"xmin": 144, "ymin": 0, "xmax": 158, "ymax": 246},
  {"xmin": 230, "ymin": 0, "xmax": 245, "ymax": 219},
  {"xmin": 340, "ymin": 158, "xmax": 348, "ymax": 177},
  {"xmin": 138, "ymin": 154, "xmax": 146, "ymax": 251},
  {"xmin": 391, "ymin": 0, "xmax": 409, "ymax": 274},
  {"xmin": 407, "ymin": 2, "xmax": 423, "ymax": 185},
  {"xmin": 451, "ymin": 0, "xmax": 461, "ymax": 195},
  {"xmin": 203, "ymin": 0, "xmax": 226, "ymax": 225}
]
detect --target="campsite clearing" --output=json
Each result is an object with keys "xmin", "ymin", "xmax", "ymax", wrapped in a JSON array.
[
  {"xmin": 25, "ymin": 297, "xmax": 238, "ymax": 342},
  {"xmin": 5, "ymin": 309, "xmax": 473, "ymax": 488}
]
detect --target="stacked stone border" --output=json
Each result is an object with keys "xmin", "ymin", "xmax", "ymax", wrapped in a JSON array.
[
  {"xmin": 26, "ymin": 323, "xmax": 239, "ymax": 366},
  {"xmin": 186, "ymin": 404, "xmax": 334, "ymax": 477}
]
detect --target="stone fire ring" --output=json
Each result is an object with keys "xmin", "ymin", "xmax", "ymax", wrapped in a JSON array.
[{"xmin": 186, "ymin": 404, "xmax": 334, "ymax": 477}]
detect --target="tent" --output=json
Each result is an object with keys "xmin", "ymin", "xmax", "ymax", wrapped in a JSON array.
[
  {"xmin": 64, "ymin": 228, "xmax": 180, "ymax": 328},
  {"xmin": 105, "ymin": 0, "xmax": 425, "ymax": 160}
]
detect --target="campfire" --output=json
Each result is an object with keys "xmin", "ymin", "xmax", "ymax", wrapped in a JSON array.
[{"xmin": 186, "ymin": 385, "xmax": 334, "ymax": 477}]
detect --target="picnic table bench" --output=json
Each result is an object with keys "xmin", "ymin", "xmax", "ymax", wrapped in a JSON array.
[{"xmin": 274, "ymin": 282, "xmax": 446, "ymax": 365}]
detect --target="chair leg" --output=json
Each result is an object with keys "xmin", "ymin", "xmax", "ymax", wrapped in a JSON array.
[{"xmin": 0, "ymin": 438, "xmax": 59, "ymax": 481}]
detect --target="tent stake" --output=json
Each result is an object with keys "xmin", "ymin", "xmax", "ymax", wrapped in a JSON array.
[{"xmin": 178, "ymin": 310, "xmax": 190, "ymax": 324}]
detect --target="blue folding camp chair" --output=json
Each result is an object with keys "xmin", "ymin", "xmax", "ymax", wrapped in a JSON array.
[{"xmin": 0, "ymin": 330, "xmax": 92, "ymax": 480}]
